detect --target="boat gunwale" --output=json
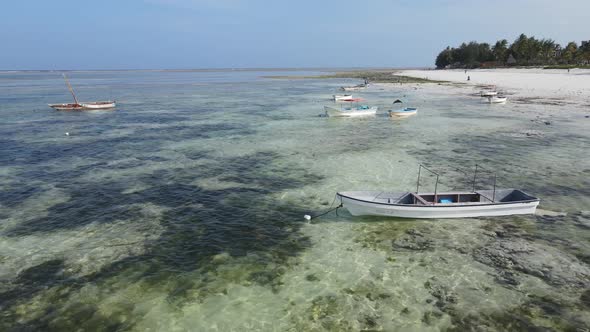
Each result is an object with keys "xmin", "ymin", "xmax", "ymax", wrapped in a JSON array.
[
  {"xmin": 389, "ymin": 107, "xmax": 417, "ymax": 114},
  {"xmin": 48, "ymin": 101, "xmax": 116, "ymax": 110},
  {"xmin": 337, "ymin": 191, "xmax": 540, "ymax": 208},
  {"xmin": 391, "ymin": 108, "xmax": 417, "ymax": 111}
]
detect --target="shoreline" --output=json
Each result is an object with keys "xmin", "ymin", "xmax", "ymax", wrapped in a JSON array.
[
  {"xmin": 0, "ymin": 67, "xmax": 429, "ymax": 74},
  {"xmin": 263, "ymin": 71, "xmax": 445, "ymax": 84},
  {"xmin": 398, "ymin": 68, "xmax": 590, "ymax": 106}
]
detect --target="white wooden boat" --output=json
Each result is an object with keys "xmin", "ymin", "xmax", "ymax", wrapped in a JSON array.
[
  {"xmin": 333, "ymin": 94, "xmax": 353, "ymax": 101},
  {"xmin": 341, "ymin": 85, "xmax": 367, "ymax": 92},
  {"xmin": 324, "ymin": 105, "xmax": 378, "ymax": 117},
  {"xmin": 336, "ymin": 164, "xmax": 539, "ymax": 219},
  {"xmin": 389, "ymin": 107, "xmax": 417, "ymax": 117},
  {"xmin": 341, "ymin": 80, "xmax": 369, "ymax": 91},
  {"xmin": 480, "ymin": 91, "xmax": 498, "ymax": 97},
  {"xmin": 49, "ymin": 74, "xmax": 116, "ymax": 111},
  {"xmin": 486, "ymin": 96, "xmax": 507, "ymax": 104},
  {"xmin": 49, "ymin": 101, "xmax": 116, "ymax": 111},
  {"xmin": 80, "ymin": 101, "xmax": 116, "ymax": 109},
  {"xmin": 338, "ymin": 189, "xmax": 539, "ymax": 218}
]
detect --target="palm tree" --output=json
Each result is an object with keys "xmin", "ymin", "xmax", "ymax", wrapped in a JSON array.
[
  {"xmin": 435, "ymin": 47, "xmax": 454, "ymax": 68},
  {"xmin": 510, "ymin": 34, "xmax": 530, "ymax": 64},
  {"xmin": 540, "ymin": 39, "xmax": 557, "ymax": 64},
  {"xmin": 561, "ymin": 42, "xmax": 578, "ymax": 64},
  {"xmin": 579, "ymin": 41, "xmax": 590, "ymax": 64},
  {"xmin": 492, "ymin": 39, "xmax": 508, "ymax": 63}
]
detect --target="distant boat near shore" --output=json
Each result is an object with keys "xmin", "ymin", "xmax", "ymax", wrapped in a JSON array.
[
  {"xmin": 480, "ymin": 90, "xmax": 498, "ymax": 97},
  {"xmin": 324, "ymin": 98, "xmax": 377, "ymax": 117},
  {"xmin": 341, "ymin": 84, "xmax": 368, "ymax": 92},
  {"xmin": 333, "ymin": 94, "xmax": 353, "ymax": 101},
  {"xmin": 389, "ymin": 107, "xmax": 417, "ymax": 117},
  {"xmin": 324, "ymin": 105, "xmax": 377, "ymax": 117},
  {"xmin": 341, "ymin": 79, "xmax": 369, "ymax": 91},
  {"xmin": 486, "ymin": 96, "xmax": 507, "ymax": 104},
  {"xmin": 48, "ymin": 74, "xmax": 116, "ymax": 111}
]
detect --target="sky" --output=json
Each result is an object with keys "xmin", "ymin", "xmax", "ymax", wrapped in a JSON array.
[{"xmin": 1, "ymin": 0, "xmax": 589, "ymax": 70}]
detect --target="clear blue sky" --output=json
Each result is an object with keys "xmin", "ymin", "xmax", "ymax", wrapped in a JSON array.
[{"xmin": 1, "ymin": 0, "xmax": 589, "ymax": 70}]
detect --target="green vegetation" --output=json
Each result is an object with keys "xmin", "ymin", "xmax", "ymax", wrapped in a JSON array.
[
  {"xmin": 543, "ymin": 64, "xmax": 590, "ymax": 69},
  {"xmin": 264, "ymin": 70, "xmax": 445, "ymax": 83},
  {"xmin": 436, "ymin": 34, "xmax": 590, "ymax": 69}
]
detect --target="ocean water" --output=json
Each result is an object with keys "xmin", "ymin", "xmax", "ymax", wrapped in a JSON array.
[{"xmin": 1, "ymin": 70, "xmax": 589, "ymax": 331}]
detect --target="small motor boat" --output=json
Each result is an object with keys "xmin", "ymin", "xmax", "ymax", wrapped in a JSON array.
[
  {"xmin": 487, "ymin": 96, "xmax": 507, "ymax": 104},
  {"xmin": 389, "ymin": 107, "xmax": 417, "ymax": 117},
  {"xmin": 333, "ymin": 94, "xmax": 353, "ymax": 101},
  {"xmin": 336, "ymin": 164, "xmax": 539, "ymax": 219}
]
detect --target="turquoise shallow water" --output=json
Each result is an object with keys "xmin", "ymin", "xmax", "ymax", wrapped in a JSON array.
[{"xmin": 1, "ymin": 70, "xmax": 589, "ymax": 331}]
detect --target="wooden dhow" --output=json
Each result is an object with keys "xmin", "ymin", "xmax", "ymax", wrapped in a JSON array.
[{"xmin": 48, "ymin": 74, "xmax": 116, "ymax": 111}]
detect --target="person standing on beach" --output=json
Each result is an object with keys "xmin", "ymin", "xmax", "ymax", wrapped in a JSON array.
[{"xmin": 467, "ymin": 76, "xmax": 470, "ymax": 81}]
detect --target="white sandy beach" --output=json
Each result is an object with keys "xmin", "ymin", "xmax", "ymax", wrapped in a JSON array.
[{"xmin": 400, "ymin": 68, "xmax": 590, "ymax": 105}]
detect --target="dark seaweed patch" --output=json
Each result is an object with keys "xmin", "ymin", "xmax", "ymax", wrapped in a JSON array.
[
  {"xmin": 132, "ymin": 122, "xmax": 255, "ymax": 141},
  {"xmin": 0, "ymin": 184, "xmax": 44, "ymax": 207},
  {"xmin": 0, "ymin": 150, "xmax": 320, "ymax": 329}
]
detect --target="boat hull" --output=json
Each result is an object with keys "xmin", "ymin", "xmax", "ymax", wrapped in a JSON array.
[
  {"xmin": 341, "ymin": 84, "xmax": 368, "ymax": 91},
  {"xmin": 333, "ymin": 94, "xmax": 352, "ymax": 101},
  {"xmin": 48, "ymin": 101, "xmax": 116, "ymax": 111},
  {"xmin": 324, "ymin": 106, "xmax": 377, "ymax": 117},
  {"xmin": 389, "ymin": 108, "xmax": 417, "ymax": 117},
  {"xmin": 480, "ymin": 91, "xmax": 498, "ymax": 97},
  {"xmin": 338, "ymin": 192, "xmax": 539, "ymax": 219},
  {"xmin": 48, "ymin": 103, "xmax": 84, "ymax": 110},
  {"xmin": 80, "ymin": 101, "xmax": 116, "ymax": 109},
  {"xmin": 486, "ymin": 97, "xmax": 507, "ymax": 104}
]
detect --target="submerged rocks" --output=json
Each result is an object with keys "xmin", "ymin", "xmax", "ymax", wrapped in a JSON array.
[
  {"xmin": 580, "ymin": 289, "xmax": 590, "ymax": 308},
  {"xmin": 473, "ymin": 238, "xmax": 590, "ymax": 288},
  {"xmin": 310, "ymin": 295, "xmax": 339, "ymax": 321},
  {"xmin": 573, "ymin": 211, "xmax": 590, "ymax": 230},
  {"xmin": 424, "ymin": 277, "xmax": 459, "ymax": 311},
  {"xmin": 392, "ymin": 229, "xmax": 433, "ymax": 251},
  {"xmin": 534, "ymin": 209, "xmax": 567, "ymax": 217}
]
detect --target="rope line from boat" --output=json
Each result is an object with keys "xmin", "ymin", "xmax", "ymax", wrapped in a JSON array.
[{"xmin": 304, "ymin": 194, "xmax": 343, "ymax": 221}]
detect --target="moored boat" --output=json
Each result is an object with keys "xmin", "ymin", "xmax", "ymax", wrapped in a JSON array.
[
  {"xmin": 49, "ymin": 74, "xmax": 116, "ymax": 111},
  {"xmin": 341, "ymin": 79, "xmax": 369, "ymax": 91},
  {"xmin": 333, "ymin": 94, "xmax": 353, "ymax": 101},
  {"xmin": 336, "ymin": 164, "xmax": 539, "ymax": 219},
  {"xmin": 324, "ymin": 105, "xmax": 378, "ymax": 117},
  {"xmin": 338, "ymin": 189, "xmax": 539, "ymax": 218},
  {"xmin": 389, "ymin": 107, "xmax": 417, "ymax": 117},
  {"xmin": 48, "ymin": 101, "xmax": 116, "ymax": 111},
  {"xmin": 486, "ymin": 96, "xmax": 507, "ymax": 104},
  {"xmin": 341, "ymin": 85, "xmax": 368, "ymax": 92},
  {"xmin": 80, "ymin": 101, "xmax": 116, "ymax": 109},
  {"xmin": 480, "ymin": 90, "xmax": 498, "ymax": 97},
  {"xmin": 48, "ymin": 103, "xmax": 85, "ymax": 111}
]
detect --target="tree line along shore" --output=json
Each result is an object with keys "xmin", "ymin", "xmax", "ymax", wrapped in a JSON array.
[
  {"xmin": 263, "ymin": 71, "xmax": 444, "ymax": 84},
  {"xmin": 436, "ymin": 34, "xmax": 590, "ymax": 69}
]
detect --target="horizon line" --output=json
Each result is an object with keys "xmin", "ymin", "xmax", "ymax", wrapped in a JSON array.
[{"xmin": 0, "ymin": 66, "xmax": 432, "ymax": 73}]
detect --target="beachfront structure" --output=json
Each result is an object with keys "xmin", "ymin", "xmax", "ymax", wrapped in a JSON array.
[{"xmin": 506, "ymin": 54, "xmax": 517, "ymax": 65}]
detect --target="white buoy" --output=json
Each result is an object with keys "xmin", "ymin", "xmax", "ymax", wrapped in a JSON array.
[
  {"xmin": 304, "ymin": 215, "xmax": 311, "ymax": 221},
  {"xmin": 65, "ymin": 132, "xmax": 70, "ymax": 136}
]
